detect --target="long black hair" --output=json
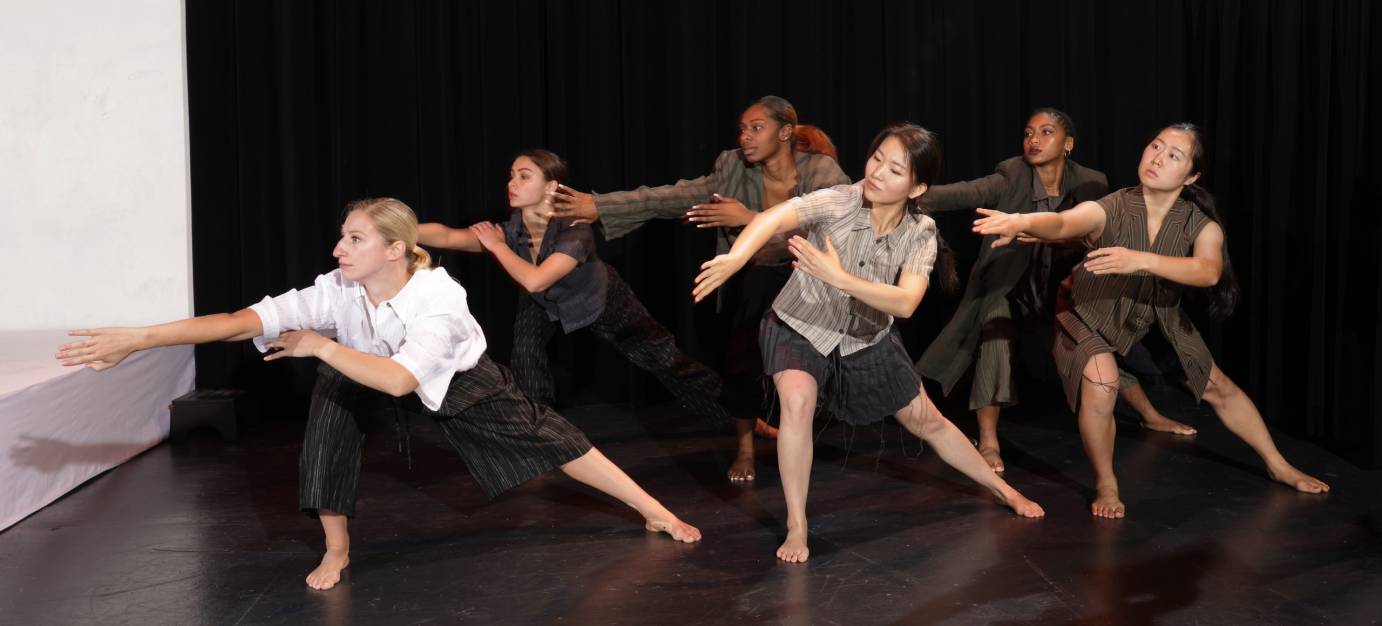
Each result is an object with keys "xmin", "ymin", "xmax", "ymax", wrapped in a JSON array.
[
  {"xmin": 1161, "ymin": 122, "xmax": 1240, "ymax": 319},
  {"xmin": 864, "ymin": 122, "xmax": 959, "ymax": 293}
]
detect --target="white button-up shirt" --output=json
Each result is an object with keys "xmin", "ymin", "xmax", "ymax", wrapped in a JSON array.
[{"xmin": 249, "ymin": 267, "xmax": 486, "ymax": 411}]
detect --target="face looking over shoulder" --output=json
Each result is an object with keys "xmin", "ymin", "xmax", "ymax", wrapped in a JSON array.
[
  {"xmin": 738, "ymin": 104, "xmax": 791, "ymax": 165},
  {"xmin": 508, "ymin": 155, "xmax": 558, "ymax": 210}
]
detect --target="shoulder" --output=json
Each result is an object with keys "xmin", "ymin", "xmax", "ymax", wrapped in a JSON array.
[
  {"xmin": 550, "ymin": 216, "xmax": 593, "ymax": 235},
  {"xmin": 803, "ymin": 182, "xmax": 863, "ymax": 205},
  {"xmin": 910, "ymin": 212, "xmax": 938, "ymax": 237},
  {"xmin": 1067, "ymin": 159, "xmax": 1108, "ymax": 186},
  {"xmin": 1099, "ymin": 186, "xmax": 1138, "ymax": 209},
  {"xmin": 994, "ymin": 156, "xmax": 1027, "ymax": 178},
  {"xmin": 312, "ymin": 269, "xmax": 353, "ymax": 292},
  {"xmin": 799, "ymin": 152, "xmax": 848, "ymax": 179},
  {"xmin": 413, "ymin": 267, "xmax": 468, "ymax": 303},
  {"xmin": 713, "ymin": 149, "xmax": 746, "ymax": 171},
  {"xmin": 1066, "ymin": 160, "xmax": 1109, "ymax": 198}
]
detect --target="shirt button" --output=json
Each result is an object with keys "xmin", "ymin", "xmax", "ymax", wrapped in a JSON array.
[{"xmin": 858, "ymin": 261, "xmax": 865, "ymax": 267}]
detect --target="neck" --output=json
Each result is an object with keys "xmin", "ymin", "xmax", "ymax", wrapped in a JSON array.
[
  {"xmin": 521, "ymin": 206, "xmax": 549, "ymax": 233},
  {"xmin": 868, "ymin": 200, "xmax": 906, "ymax": 235},
  {"xmin": 1033, "ymin": 158, "xmax": 1067, "ymax": 194},
  {"xmin": 361, "ymin": 264, "xmax": 410, "ymax": 307},
  {"xmin": 1141, "ymin": 185, "xmax": 1181, "ymax": 216},
  {"xmin": 759, "ymin": 147, "xmax": 798, "ymax": 183}
]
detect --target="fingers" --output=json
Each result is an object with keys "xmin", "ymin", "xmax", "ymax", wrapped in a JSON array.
[
  {"xmin": 686, "ymin": 206, "xmax": 729, "ymax": 228},
  {"xmin": 975, "ymin": 208, "xmax": 1002, "ymax": 217},
  {"xmin": 692, "ymin": 276, "xmax": 721, "ymax": 302}
]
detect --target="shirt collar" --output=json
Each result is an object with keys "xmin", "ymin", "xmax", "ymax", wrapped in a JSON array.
[
  {"xmin": 353, "ymin": 266, "xmax": 444, "ymax": 321},
  {"xmin": 850, "ymin": 194, "xmax": 921, "ymax": 242},
  {"xmin": 1031, "ymin": 170, "xmax": 1055, "ymax": 203}
]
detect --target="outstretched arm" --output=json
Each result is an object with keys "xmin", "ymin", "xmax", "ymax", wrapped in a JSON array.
[
  {"xmin": 973, "ymin": 200, "xmax": 1107, "ymax": 248},
  {"xmin": 1084, "ymin": 221, "xmax": 1224, "ymax": 287},
  {"xmin": 418, "ymin": 222, "xmax": 482, "ymax": 253},
  {"xmin": 692, "ymin": 200, "xmax": 801, "ymax": 302},
  {"xmin": 471, "ymin": 222, "xmax": 578, "ymax": 293},
  {"xmin": 57, "ymin": 309, "xmax": 265, "ymax": 371}
]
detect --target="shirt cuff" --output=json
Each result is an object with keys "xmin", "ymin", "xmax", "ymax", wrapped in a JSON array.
[
  {"xmin": 391, "ymin": 351, "xmax": 442, "ymax": 411},
  {"xmin": 247, "ymin": 298, "xmax": 281, "ymax": 353}
]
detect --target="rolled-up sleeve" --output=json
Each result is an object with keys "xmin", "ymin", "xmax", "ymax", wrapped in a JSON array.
[
  {"xmin": 901, "ymin": 217, "xmax": 939, "ymax": 278},
  {"xmin": 248, "ymin": 273, "xmax": 343, "ymax": 352},
  {"xmin": 391, "ymin": 310, "xmax": 471, "ymax": 411},
  {"xmin": 788, "ymin": 183, "xmax": 860, "ymax": 229}
]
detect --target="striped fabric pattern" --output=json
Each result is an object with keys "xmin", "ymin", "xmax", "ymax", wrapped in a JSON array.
[
  {"xmin": 595, "ymin": 149, "xmax": 851, "ymax": 255},
  {"xmin": 771, "ymin": 183, "xmax": 938, "ymax": 357},
  {"xmin": 299, "ymin": 357, "xmax": 594, "ymax": 516},
  {"xmin": 511, "ymin": 265, "xmax": 733, "ymax": 427},
  {"xmin": 1052, "ymin": 186, "xmax": 1215, "ymax": 410}
]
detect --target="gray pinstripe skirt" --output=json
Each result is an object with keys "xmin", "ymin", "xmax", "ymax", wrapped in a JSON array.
[
  {"xmin": 299, "ymin": 355, "xmax": 593, "ymax": 517},
  {"xmin": 759, "ymin": 311, "xmax": 924, "ymax": 425}
]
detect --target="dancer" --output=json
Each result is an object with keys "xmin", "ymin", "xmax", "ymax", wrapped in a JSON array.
[
  {"xmin": 973, "ymin": 123, "xmax": 1329, "ymax": 517},
  {"xmin": 552, "ymin": 96, "xmax": 850, "ymax": 482},
  {"xmin": 418, "ymin": 150, "xmax": 733, "ymax": 428},
  {"xmin": 57, "ymin": 198, "xmax": 701, "ymax": 591},
  {"xmin": 695, "ymin": 123, "xmax": 1045, "ymax": 563},
  {"xmin": 915, "ymin": 108, "xmax": 1193, "ymax": 475}
]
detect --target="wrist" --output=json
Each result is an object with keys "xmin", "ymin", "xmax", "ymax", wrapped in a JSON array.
[
  {"xmin": 1140, "ymin": 252, "xmax": 1158, "ymax": 274},
  {"xmin": 135, "ymin": 327, "xmax": 155, "ymax": 351},
  {"xmin": 314, "ymin": 339, "xmax": 337, "ymax": 361}
]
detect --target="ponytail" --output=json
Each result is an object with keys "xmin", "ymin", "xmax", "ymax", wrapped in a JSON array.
[
  {"xmin": 792, "ymin": 124, "xmax": 839, "ymax": 161},
  {"xmin": 409, "ymin": 244, "xmax": 432, "ymax": 274}
]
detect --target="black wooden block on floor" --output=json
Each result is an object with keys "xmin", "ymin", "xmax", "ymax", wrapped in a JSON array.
[{"xmin": 169, "ymin": 389, "xmax": 252, "ymax": 442}]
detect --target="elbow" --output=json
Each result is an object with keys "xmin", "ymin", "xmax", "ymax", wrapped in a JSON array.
[
  {"xmin": 1199, "ymin": 265, "xmax": 1223, "ymax": 288},
  {"xmin": 386, "ymin": 376, "xmax": 418, "ymax": 398},
  {"xmin": 893, "ymin": 297, "xmax": 925, "ymax": 319},
  {"xmin": 520, "ymin": 278, "xmax": 554, "ymax": 294}
]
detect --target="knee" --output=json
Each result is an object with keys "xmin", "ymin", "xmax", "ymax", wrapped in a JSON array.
[
  {"xmin": 777, "ymin": 391, "xmax": 815, "ymax": 425},
  {"xmin": 1201, "ymin": 371, "xmax": 1241, "ymax": 407},
  {"xmin": 900, "ymin": 397, "xmax": 946, "ymax": 438}
]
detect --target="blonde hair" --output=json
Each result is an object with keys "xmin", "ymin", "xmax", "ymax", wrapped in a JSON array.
[{"xmin": 344, "ymin": 197, "xmax": 432, "ymax": 273}]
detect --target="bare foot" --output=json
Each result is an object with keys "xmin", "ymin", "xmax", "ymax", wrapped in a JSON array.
[
  {"xmin": 1091, "ymin": 485, "xmax": 1126, "ymax": 518},
  {"xmin": 978, "ymin": 445, "xmax": 1005, "ymax": 474},
  {"xmin": 993, "ymin": 485, "xmax": 1044, "ymax": 518},
  {"xmin": 776, "ymin": 528, "xmax": 810, "ymax": 563},
  {"xmin": 305, "ymin": 548, "xmax": 349, "ymax": 590},
  {"xmin": 1141, "ymin": 414, "xmax": 1197, "ymax": 436},
  {"xmin": 645, "ymin": 513, "xmax": 702, "ymax": 543},
  {"xmin": 754, "ymin": 418, "xmax": 779, "ymax": 439},
  {"xmin": 727, "ymin": 451, "xmax": 756, "ymax": 482},
  {"xmin": 1268, "ymin": 464, "xmax": 1330, "ymax": 494}
]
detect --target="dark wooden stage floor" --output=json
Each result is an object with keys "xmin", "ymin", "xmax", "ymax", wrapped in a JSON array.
[{"xmin": 2, "ymin": 387, "xmax": 1379, "ymax": 625}]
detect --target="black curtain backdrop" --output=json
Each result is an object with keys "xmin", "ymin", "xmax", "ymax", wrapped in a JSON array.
[{"xmin": 186, "ymin": 1, "xmax": 1381, "ymax": 465}]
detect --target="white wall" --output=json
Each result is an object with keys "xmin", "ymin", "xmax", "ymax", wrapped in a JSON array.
[{"xmin": 0, "ymin": 0, "xmax": 192, "ymax": 330}]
